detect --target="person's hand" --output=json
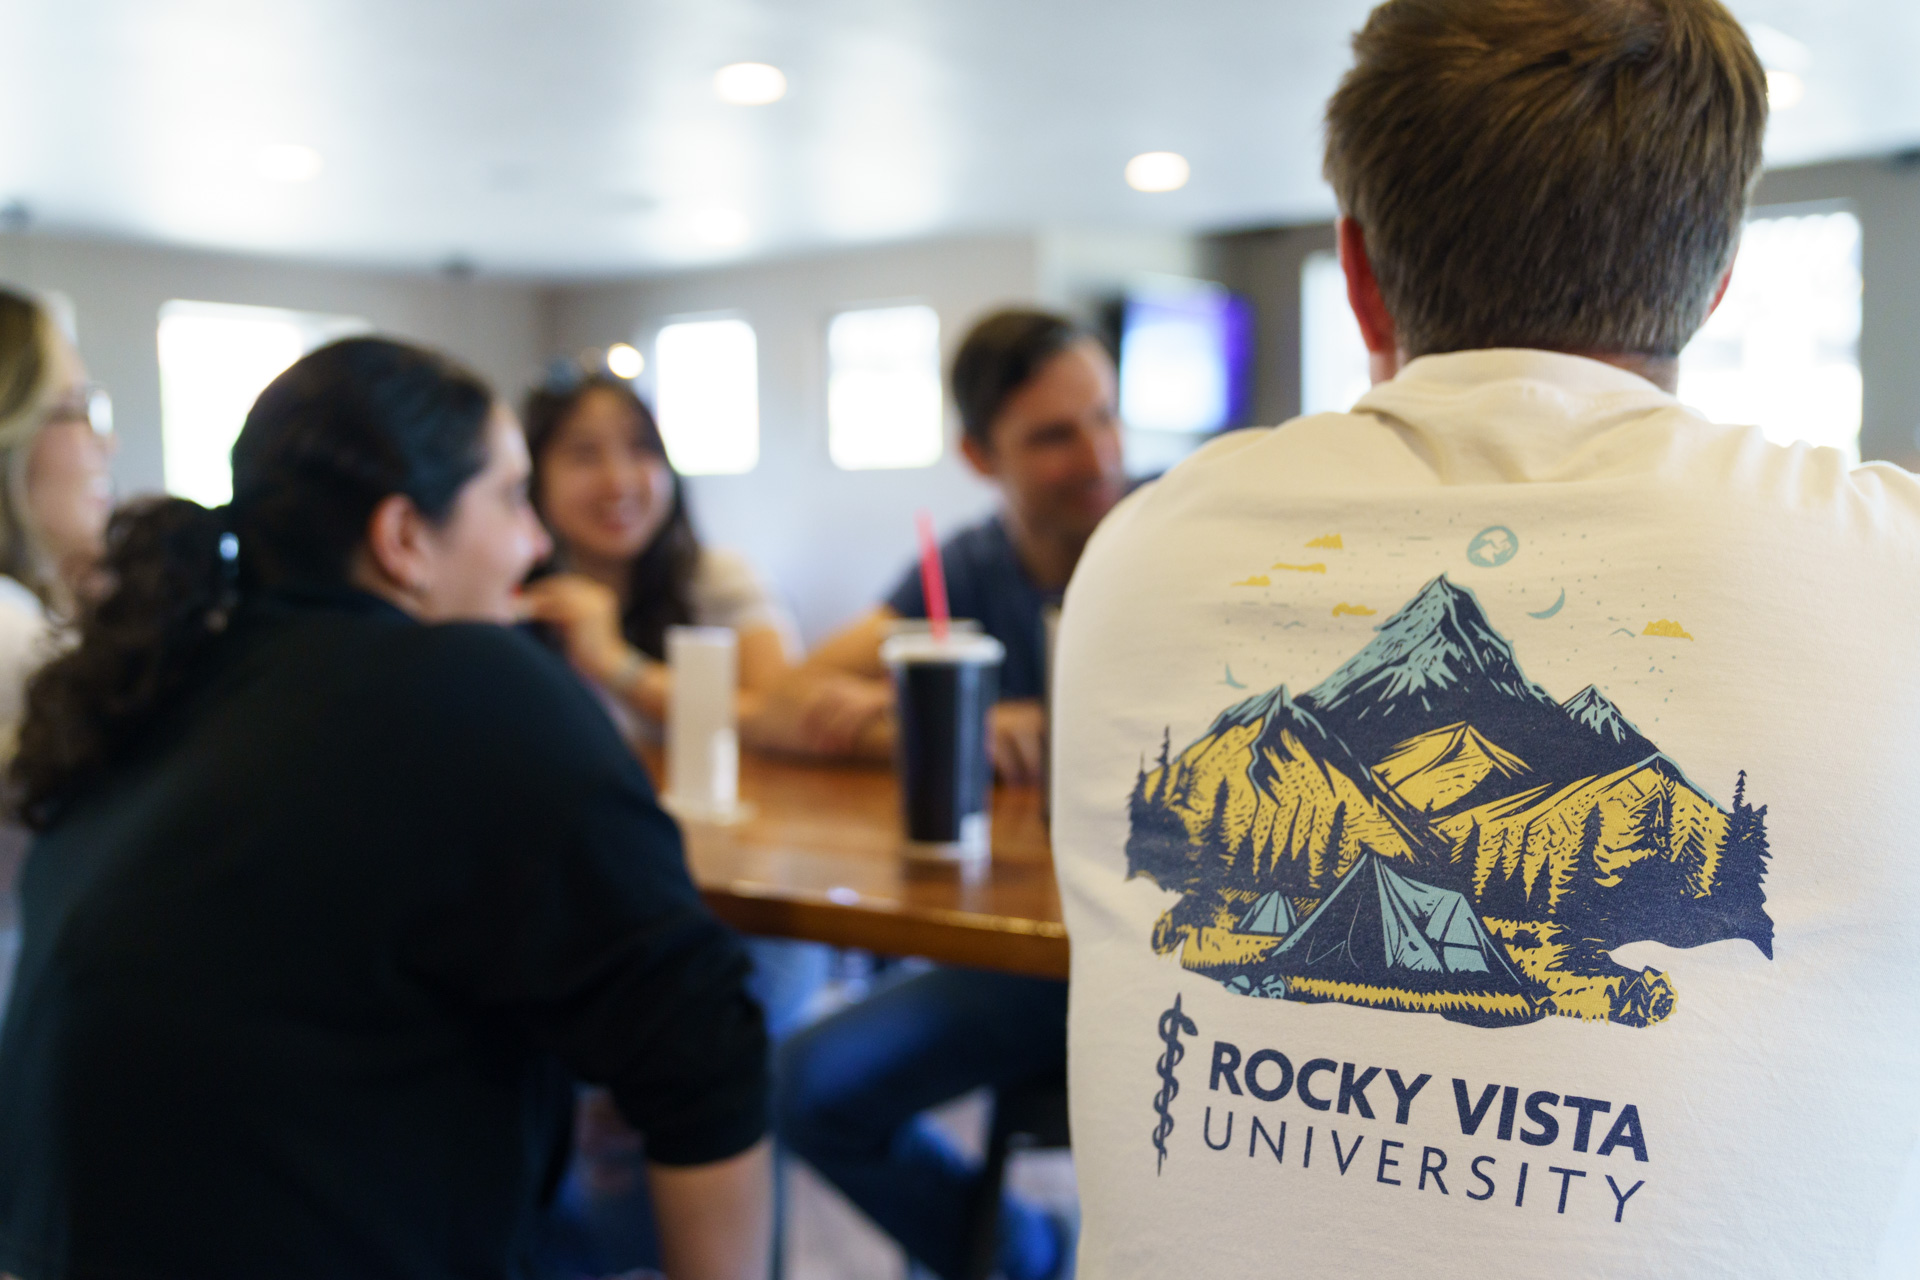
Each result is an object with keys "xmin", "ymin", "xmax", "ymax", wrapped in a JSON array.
[
  {"xmin": 522, "ymin": 574, "xmax": 631, "ymax": 687},
  {"xmin": 795, "ymin": 674, "xmax": 894, "ymax": 756},
  {"xmin": 989, "ymin": 699, "xmax": 1047, "ymax": 786}
]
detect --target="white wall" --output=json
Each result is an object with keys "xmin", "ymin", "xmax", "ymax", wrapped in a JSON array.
[
  {"xmin": 547, "ymin": 235, "xmax": 1043, "ymax": 645},
  {"xmin": 0, "ymin": 232, "xmax": 549, "ymax": 497},
  {"xmin": 0, "ymin": 226, "xmax": 1218, "ymax": 647}
]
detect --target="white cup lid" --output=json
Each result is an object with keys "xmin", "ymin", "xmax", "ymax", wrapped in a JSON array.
[{"xmin": 881, "ymin": 631, "xmax": 1006, "ymax": 667}]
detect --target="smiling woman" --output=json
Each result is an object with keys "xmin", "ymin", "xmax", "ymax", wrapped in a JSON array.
[{"xmin": 519, "ymin": 371, "xmax": 799, "ymax": 744}]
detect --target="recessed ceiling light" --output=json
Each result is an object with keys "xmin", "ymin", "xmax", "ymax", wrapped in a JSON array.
[
  {"xmin": 254, "ymin": 143, "xmax": 324, "ymax": 184},
  {"xmin": 714, "ymin": 63, "xmax": 787, "ymax": 106},
  {"xmin": 1766, "ymin": 69, "xmax": 1805, "ymax": 109},
  {"xmin": 689, "ymin": 207, "xmax": 751, "ymax": 247},
  {"xmin": 1747, "ymin": 23, "xmax": 1811, "ymax": 74},
  {"xmin": 606, "ymin": 343, "xmax": 645, "ymax": 379},
  {"xmin": 1126, "ymin": 151, "xmax": 1190, "ymax": 193}
]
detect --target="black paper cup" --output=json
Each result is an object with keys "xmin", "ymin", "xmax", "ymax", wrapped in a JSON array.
[{"xmin": 881, "ymin": 630, "xmax": 1005, "ymax": 863}]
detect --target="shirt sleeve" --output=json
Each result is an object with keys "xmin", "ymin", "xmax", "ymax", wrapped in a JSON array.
[
  {"xmin": 395, "ymin": 629, "xmax": 768, "ymax": 1166},
  {"xmin": 0, "ymin": 582, "xmax": 52, "ymax": 760},
  {"xmin": 689, "ymin": 549, "xmax": 800, "ymax": 660}
]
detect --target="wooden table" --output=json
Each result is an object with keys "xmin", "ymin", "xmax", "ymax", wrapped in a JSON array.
[{"xmin": 668, "ymin": 751, "xmax": 1069, "ymax": 981}]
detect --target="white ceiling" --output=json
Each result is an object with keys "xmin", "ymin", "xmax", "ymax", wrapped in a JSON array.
[{"xmin": 4, "ymin": 0, "xmax": 1917, "ymax": 278}]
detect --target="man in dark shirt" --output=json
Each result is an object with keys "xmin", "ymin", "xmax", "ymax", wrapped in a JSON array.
[
  {"xmin": 775, "ymin": 308, "xmax": 1126, "ymax": 785},
  {"xmin": 773, "ymin": 311, "xmax": 1124, "ymax": 1280}
]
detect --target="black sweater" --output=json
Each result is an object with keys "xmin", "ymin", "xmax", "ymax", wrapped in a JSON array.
[{"xmin": 0, "ymin": 587, "xmax": 767, "ymax": 1279}]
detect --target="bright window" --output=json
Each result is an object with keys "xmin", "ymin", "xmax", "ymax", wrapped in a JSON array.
[
  {"xmin": 654, "ymin": 318, "xmax": 760, "ymax": 475},
  {"xmin": 827, "ymin": 305, "xmax": 943, "ymax": 470},
  {"xmin": 1301, "ymin": 250, "xmax": 1372, "ymax": 417},
  {"xmin": 157, "ymin": 300, "xmax": 368, "ymax": 506},
  {"xmin": 1677, "ymin": 208, "xmax": 1863, "ymax": 461}
]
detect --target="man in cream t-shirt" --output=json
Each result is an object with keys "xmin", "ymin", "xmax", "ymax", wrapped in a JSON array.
[{"xmin": 1051, "ymin": 2, "xmax": 1920, "ymax": 1277}]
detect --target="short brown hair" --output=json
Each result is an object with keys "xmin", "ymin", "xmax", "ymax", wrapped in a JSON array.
[
  {"xmin": 950, "ymin": 309, "xmax": 1088, "ymax": 447},
  {"xmin": 1324, "ymin": 0, "xmax": 1767, "ymax": 359}
]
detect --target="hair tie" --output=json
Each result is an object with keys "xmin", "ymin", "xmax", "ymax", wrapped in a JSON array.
[{"xmin": 210, "ymin": 508, "xmax": 242, "ymax": 630}]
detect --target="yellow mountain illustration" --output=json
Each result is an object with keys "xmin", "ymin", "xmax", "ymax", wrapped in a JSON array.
[
  {"xmin": 1232, "ymin": 574, "xmax": 1270, "ymax": 587},
  {"xmin": 1126, "ymin": 574, "xmax": 1773, "ymax": 1031},
  {"xmin": 1372, "ymin": 723, "xmax": 1530, "ymax": 813},
  {"xmin": 1270, "ymin": 562, "xmax": 1327, "ymax": 574},
  {"xmin": 1333, "ymin": 603, "xmax": 1376, "ymax": 618},
  {"xmin": 1148, "ymin": 727, "xmax": 1391, "ymax": 869},
  {"xmin": 1306, "ymin": 534, "xmax": 1344, "ymax": 550},
  {"xmin": 1437, "ymin": 756, "xmax": 1727, "ymax": 913}
]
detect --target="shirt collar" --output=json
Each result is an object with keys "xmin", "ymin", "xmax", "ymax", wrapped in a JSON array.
[
  {"xmin": 251, "ymin": 581, "xmax": 416, "ymax": 625},
  {"xmin": 1350, "ymin": 349, "xmax": 1689, "ymax": 483}
]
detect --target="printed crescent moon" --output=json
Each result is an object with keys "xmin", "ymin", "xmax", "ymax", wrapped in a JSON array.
[{"xmin": 1528, "ymin": 589, "xmax": 1567, "ymax": 620}]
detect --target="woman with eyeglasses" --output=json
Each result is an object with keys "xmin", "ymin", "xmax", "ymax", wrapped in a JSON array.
[
  {"xmin": 0, "ymin": 338, "xmax": 770, "ymax": 1280},
  {"xmin": 0, "ymin": 288, "xmax": 114, "ymax": 1026},
  {"xmin": 0, "ymin": 289, "xmax": 113, "ymax": 750},
  {"xmin": 519, "ymin": 371, "xmax": 797, "ymax": 745}
]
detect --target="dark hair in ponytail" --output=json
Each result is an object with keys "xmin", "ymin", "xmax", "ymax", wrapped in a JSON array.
[
  {"xmin": 521, "ymin": 374, "xmax": 700, "ymax": 661},
  {"xmin": 9, "ymin": 337, "xmax": 494, "ymax": 828}
]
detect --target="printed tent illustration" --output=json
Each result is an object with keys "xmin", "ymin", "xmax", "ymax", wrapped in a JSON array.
[
  {"xmin": 1263, "ymin": 851, "xmax": 1531, "ymax": 999},
  {"xmin": 1237, "ymin": 890, "xmax": 1298, "ymax": 936}
]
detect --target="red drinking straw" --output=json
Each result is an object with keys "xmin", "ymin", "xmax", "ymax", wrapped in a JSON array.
[{"xmin": 915, "ymin": 510, "xmax": 951, "ymax": 643}]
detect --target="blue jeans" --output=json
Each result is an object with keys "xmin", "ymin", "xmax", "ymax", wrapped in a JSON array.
[{"xmin": 775, "ymin": 967, "xmax": 1068, "ymax": 1280}]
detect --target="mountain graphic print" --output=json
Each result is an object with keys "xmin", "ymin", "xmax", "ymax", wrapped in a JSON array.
[{"xmin": 1125, "ymin": 575, "xmax": 1774, "ymax": 1029}]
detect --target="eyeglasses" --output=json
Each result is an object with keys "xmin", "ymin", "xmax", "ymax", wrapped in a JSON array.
[{"xmin": 42, "ymin": 384, "xmax": 114, "ymax": 436}]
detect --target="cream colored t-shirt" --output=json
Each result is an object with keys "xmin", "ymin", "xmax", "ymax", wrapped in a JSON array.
[
  {"xmin": 687, "ymin": 547, "xmax": 799, "ymax": 659},
  {"xmin": 1052, "ymin": 350, "xmax": 1920, "ymax": 1280}
]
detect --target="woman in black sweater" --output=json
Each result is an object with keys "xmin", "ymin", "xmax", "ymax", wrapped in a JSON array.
[{"xmin": 0, "ymin": 338, "xmax": 769, "ymax": 1280}]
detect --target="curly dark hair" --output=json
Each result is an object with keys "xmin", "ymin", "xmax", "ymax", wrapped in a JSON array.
[
  {"xmin": 521, "ymin": 375, "xmax": 700, "ymax": 662},
  {"xmin": 9, "ymin": 337, "xmax": 493, "ymax": 827}
]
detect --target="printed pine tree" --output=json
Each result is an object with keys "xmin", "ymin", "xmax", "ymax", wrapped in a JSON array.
[
  {"xmin": 1474, "ymin": 827, "xmax": 1514, "ymax": 914},
  {"xmin": 1519, "ymin": 819, "xmax": 1543, "ymax": 906},
  {"xmin": 1628, "ymin": 775, "xmax": 1677, "ymax": 857},
  {"xmin": 1551, "ymin": 802, "xmax": 1606, "ymax": 921},
  {"xmin": 1230, "ymin": 821, "xmax": 1262, "ymax": 892},
  {"xmin": 1713, "ymin": 770, "xmax": 1775, "ymax": 958},
  {"xmin": 1675, "ymin": 819, "xmax": 1712, "ymax": 898},
  {"xmin": 1461, "ymin": 820, "xmax": 1489, "ymax": 896},
  {"xmin": 1199, "ymin": 778, "xmax": 1233, "ymax": 865},
  {"xmin": 1479, "ymin": 826, "xmax": 1531, "ymax": 921},
  {"xmin": 1126, "ymin": 753, "xmax": 1198, "ymax": 889},
  {"xmin": 1311, "ymin": 801, "xmax": 1346, "ymax": 894}
]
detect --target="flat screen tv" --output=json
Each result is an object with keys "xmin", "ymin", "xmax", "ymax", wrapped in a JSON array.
[{"xmin": 1114, "ymin": 282, "xmax": 1255, "ymax": 435}]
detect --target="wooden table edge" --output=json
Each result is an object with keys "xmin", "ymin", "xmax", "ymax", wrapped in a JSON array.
[{"xmin": 701, "ymin": 887, "xmax": 1071, "ymax": 982}]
